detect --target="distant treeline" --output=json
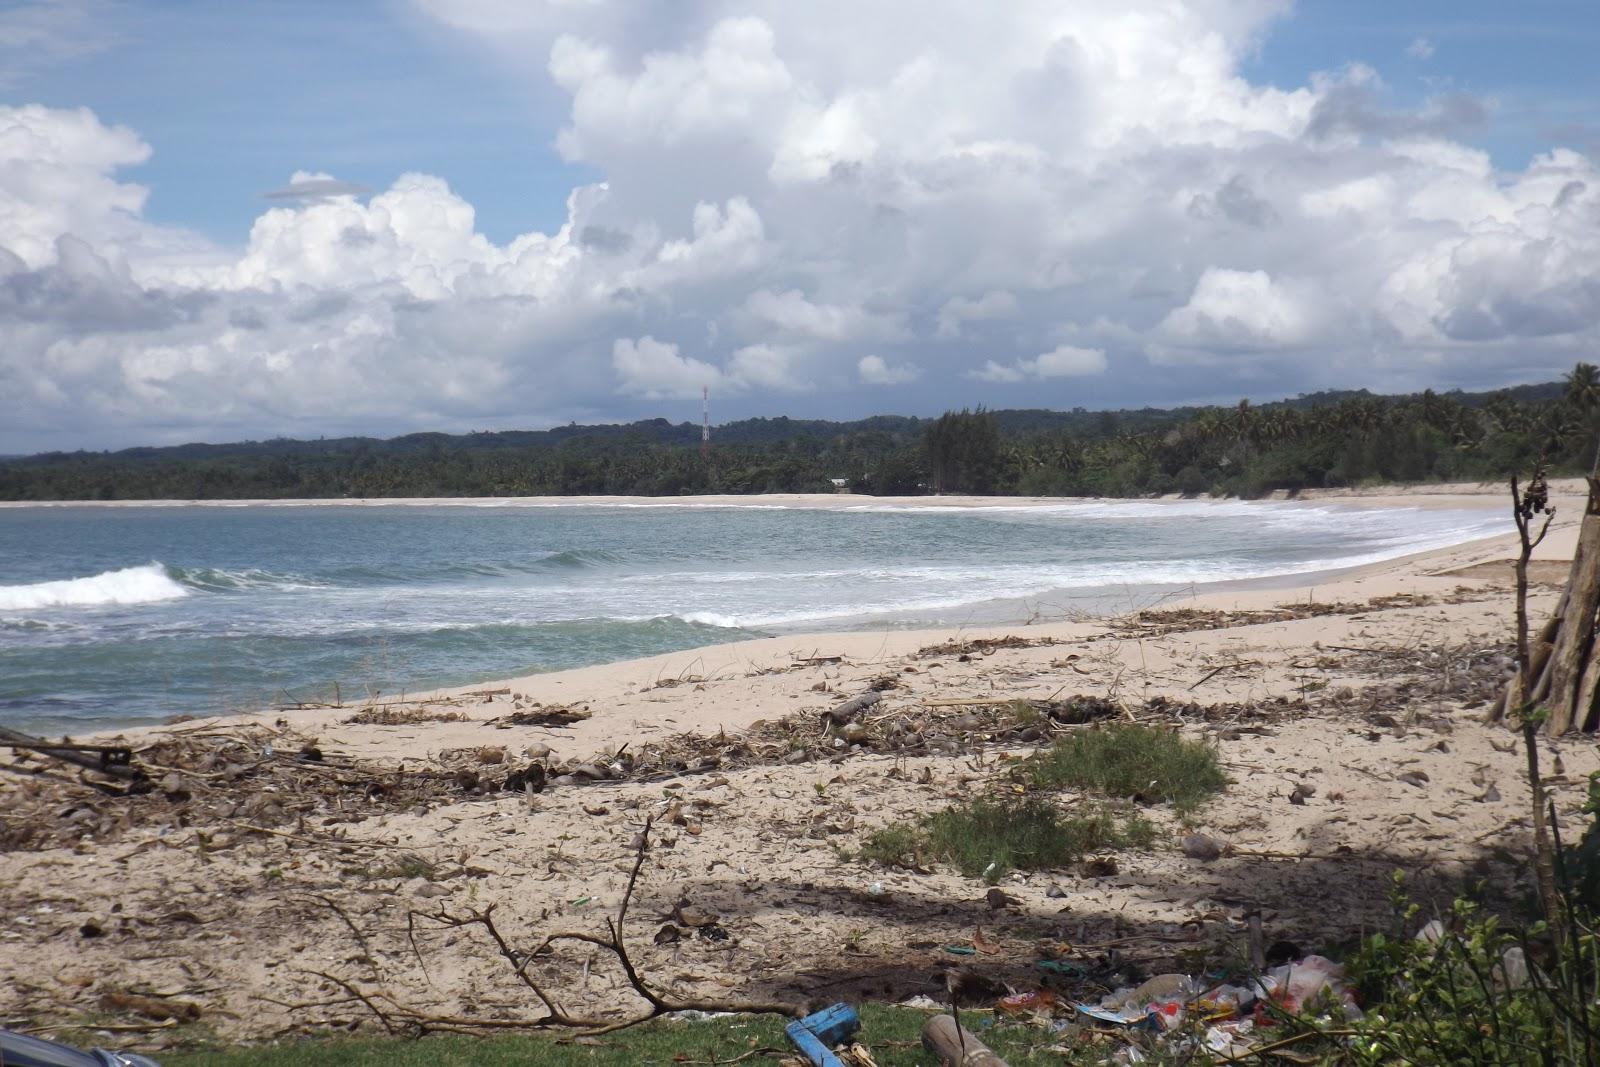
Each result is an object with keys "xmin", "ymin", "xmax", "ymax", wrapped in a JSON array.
[{"xmin": 3, "ymin": 369, "xmax": 1596, "ymax": 501}]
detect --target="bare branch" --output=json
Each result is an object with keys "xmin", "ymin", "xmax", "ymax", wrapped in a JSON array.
[{"xmin": 301, "ymin": 817, "xmax": 803, "ymax": 1040}]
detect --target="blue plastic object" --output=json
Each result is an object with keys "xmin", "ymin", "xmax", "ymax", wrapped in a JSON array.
[{"xmin": 783, "ymin": 1003, "xmax": 861, "ymax": 1067}]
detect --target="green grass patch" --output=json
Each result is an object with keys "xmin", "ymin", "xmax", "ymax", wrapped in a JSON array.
[
  {"xmin": 344, "ymin": 852, "xmax": 437, "ymax": 882},
  {"xmin": 1024, "ymin": 724, "xmax": 1227, "ymax": 811},
  {"xmin": 861, "ymin": 796, "xmax": 1155, "ymax": 881},
  {"xmin": 158, "ymin": 1005, "xmax": 1105, "ymax": 1066}
]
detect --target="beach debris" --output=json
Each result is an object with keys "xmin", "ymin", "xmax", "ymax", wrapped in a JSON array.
[
  {"xmin": 672, "ymin": 901, "xmax": 720, "ymax": 928},
  {"xmin": 1113, "ymin": 592, "xmax": 1463, "ymax": 639},
  {"xmin": 1056, "ymin": 954, "xmax": 1359, "ymax": 1061},
  {"xmin": 821, "ymin": 691, "xmax": 882, "ymax": 725},
  {"xmin": 0, "ymin": 1026, "xmax": 167, "ymax": 1067},
  {"xmin": 916, "ymin": 634, "xmax": 1059, "ymax": 658},
  {"xmin": 100, "ymin": 990, "xmax": 203, "ymax": 1023},
  {"xmin": 1080, "ymin": 856, "xmax": 1119, "ymax": 877},
  {"xmin": 984, "ymin": 887, "xmax": 1016, "ymax": 911},
  {"xmin": 0, "ymin": 726, "xmax": 144, "ymax": 783},
  {"xmin": 503, "ymin": 762, "xmax": 547, "ymax": 794},
  {"xmin": 997, "ymin": 989, "xmax": 1055, "ymax": 1016},
  {"xmin": 1180, "ymin": 834, "xmax": 1225, "ymax": 861},
  {"xmin": 785, "ymin": 1003, "xmax": 861, "ymax": 1067},
  {"xmin": 922, "ymin": 1014, "xmax": 1011, "ymax": 1066},
  {"xmin": 341, "ymin": 704, "xmax": 469, "ymax": 725}
]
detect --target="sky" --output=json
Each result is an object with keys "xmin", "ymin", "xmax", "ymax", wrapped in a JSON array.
[{"xmin": 2, "ymin": 0, "xmax": 1599, "ymax": 452}]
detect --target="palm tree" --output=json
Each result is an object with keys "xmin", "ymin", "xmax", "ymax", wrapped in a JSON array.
[
  {"xmin": 1228, "ymin": 399, "xmax": 1255, "ymax": 441},
  {"xmin": 1484, "ymin": 395, "xmax": 1531, "ymax": 435},
  {"xmin": 1565, "ymin": 361, "xmax": 1600, "ymax": 413}
]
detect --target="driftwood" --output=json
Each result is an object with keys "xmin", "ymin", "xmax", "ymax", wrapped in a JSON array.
[
  {"xmin": 922, "ymin": 1015, "xmax": 1011, "ymax": 1066},
  {"xmin": 820, "ymin": 690, "xmax": 881, "ymax": 724},
  {"xmin": 0, "ymin": 725, "xmax": 144, "ymax": 781}
]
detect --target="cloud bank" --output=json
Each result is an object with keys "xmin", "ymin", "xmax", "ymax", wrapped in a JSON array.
[{"xmin": 3, "ymin": 1, "xmax": 1599, "ymax": 450}]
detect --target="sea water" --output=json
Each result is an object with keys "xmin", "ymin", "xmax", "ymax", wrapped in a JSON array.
[{"xmin": 0, "ymin": 498, "xmax": 1505, "ymax": 732}]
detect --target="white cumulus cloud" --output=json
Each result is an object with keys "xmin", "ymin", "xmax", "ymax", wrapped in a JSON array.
[
  {"xmin": 858, "ymin": 353, "xmax": 919, "ymax": 384},
  {"xmin": 2, "ymin": 2, "xmax": 1599, "ymax": 450},
  {"xmin": 613, "ymin": 336, "xmax": 722, "ymax": 398},
  {"xmin": 971, "ymin": 344, "xmax": 1107, "ymax": 382}
]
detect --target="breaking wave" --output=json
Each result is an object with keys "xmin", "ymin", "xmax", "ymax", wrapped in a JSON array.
[{"xmin": 0, "ymin": 564, "xmax": 190, "ymax": 611}]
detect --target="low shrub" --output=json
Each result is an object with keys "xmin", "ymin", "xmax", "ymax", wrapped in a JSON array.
[
  {"xmin": 1024, "ymin": 724, "xmax": 1227, "ymax": 812},
  {"xmin": 862, "ymin": 796, "xmax": 1155, "ymax": 882}
]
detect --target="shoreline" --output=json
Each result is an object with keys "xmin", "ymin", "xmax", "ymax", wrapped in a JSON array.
[
  {"xmin": 64, "ymin": 480, "xmax": 1581, "ymax": 753},
  {"xmin": 0, "ymin": 477, "xmax": 1572, "ymax": 511}
]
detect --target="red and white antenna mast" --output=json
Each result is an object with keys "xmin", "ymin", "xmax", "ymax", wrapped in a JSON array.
[{"xmin": 701, "ymin": 386, "xmax": 710, "ymax": 460}]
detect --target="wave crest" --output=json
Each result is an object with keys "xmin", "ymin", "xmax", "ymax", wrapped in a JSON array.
[
  {"xmin": 0, "ymin": 564, "xmax": 189, "ymax": 611},
  {"xmin": 170, "ymin": 566, "xmax": 325, "ymax": 592}
]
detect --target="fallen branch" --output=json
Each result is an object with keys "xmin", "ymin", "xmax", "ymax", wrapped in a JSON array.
[
  {"xmin": 1189, "ymin": 661, "xmax": 1260, "ymax": 691},
  {"xmin": 313, "ymin": 815, "xmax": 804, "ymax": 1039}
]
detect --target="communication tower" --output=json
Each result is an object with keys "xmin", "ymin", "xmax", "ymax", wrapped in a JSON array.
[{"xmin": 701, "ymin": 386, "xmax": 710, "ymax": 460}]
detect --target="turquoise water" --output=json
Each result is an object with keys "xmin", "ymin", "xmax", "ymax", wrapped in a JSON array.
[{"xmin": 0, "ymin": 499, "xmax": 1504, "ymax": 732}]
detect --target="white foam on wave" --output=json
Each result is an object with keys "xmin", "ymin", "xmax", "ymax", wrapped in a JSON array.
[{"xmin": 0, "ymin": 564, "xmax": 189, "ymax": 611}]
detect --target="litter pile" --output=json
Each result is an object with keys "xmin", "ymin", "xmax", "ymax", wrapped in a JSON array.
[
  {"xmin": 979, "ymin": 954, "xmax": 1361, "ymax": 1063},
  {"xmin": 1067, "ymin": 956, "xmax": 1358, "ymax": 1060}
]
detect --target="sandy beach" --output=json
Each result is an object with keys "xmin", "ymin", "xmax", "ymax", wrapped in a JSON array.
[{"xmin": 1, "ymin": 480, "xmax": 1589, "ymax": 1050}]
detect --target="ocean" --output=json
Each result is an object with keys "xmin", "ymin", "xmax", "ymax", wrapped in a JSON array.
[{"xmin": 0, "ymin": 498, "xmax": 1505, "ymax": 733}]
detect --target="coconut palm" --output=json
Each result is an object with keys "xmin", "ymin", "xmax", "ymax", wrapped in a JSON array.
[{"xmin": 1566, "ymin": 361, "xmax": 1600, "ymax": 413}]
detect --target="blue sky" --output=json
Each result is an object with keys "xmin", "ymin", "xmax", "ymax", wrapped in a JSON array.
[
  {"xmin": 2, "ymin": 0, "xmax": 1599, "ymax": 450},
  {"xmin": 10, "ymin": 0, "xmax": 593, "ymax": 242},
  {"xmin": 1245, "ymin": 1, "xmax": 1600, "ymax": 162}
]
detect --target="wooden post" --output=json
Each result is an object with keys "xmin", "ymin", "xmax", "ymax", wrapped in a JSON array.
[{"xmin": 921, "ymin": 1015, "xmax": 1011, "ymax": 1066}]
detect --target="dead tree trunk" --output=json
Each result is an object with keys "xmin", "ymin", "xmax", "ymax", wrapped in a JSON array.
[
  {"xmin": 1491, "ymin": 472, "xmax": 1600, "ymax": 735},
  {"xmin": 1543, "ymin": 479, "xmax": 1600, "ymax": 733}
]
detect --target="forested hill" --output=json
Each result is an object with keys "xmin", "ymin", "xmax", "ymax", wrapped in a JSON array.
[{"xmin": 0, "ymin": 374, "xmax": 1587, "ymax": 501}]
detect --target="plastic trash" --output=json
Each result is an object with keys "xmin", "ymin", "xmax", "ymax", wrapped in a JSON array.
[
  {"xmin": 1074, "ymin": 1002, "xmax": 1162, "ymax": 1032},
  {"xmin": 997, "ymin": 989, "xmax": 1056, "ymax": 1015},
  {"xmin": 784, "ymin": 1003, "xmax": 860, "ymax": 1067},
  {"xmin": 0, "ymin": 1028, "xmax": 162, "ymax": 1067},
  {"xmin": 1035, "ymin": 958, "xmax": 1088, "ymax": 978},
  {"xmin": 1253, "ymin": 954, "xmax": 1360, "ymax": 1018}
]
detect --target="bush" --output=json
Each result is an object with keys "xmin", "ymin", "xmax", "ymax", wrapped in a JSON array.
[
  {"xmin": 1330, "ymin": 889, "xmax": 1600, "ymax": 1066},
  {"xmin": 861, "ymin": 797, "xmax": 1155, "ymax": 882},
  {"xmin": 1024, "ymin": 724, "xmax": 1227, "ymax": 812}
]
